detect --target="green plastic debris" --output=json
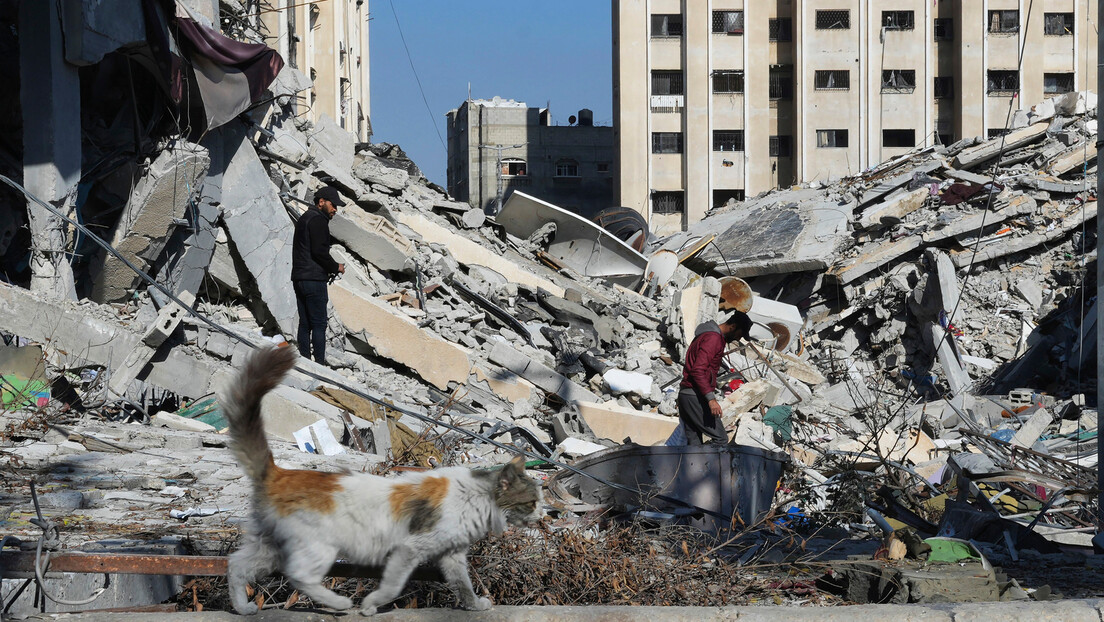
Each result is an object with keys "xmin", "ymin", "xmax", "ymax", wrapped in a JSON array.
[
  {"xmin": 176, "ymin": 397, "xmax": 227, "ymax": 432},
  {"xmin": 762, "ymin": 405, "xmax": 793, "ymax": 441},
  {"xmin": 924, "ymin": 537, "xmax": 982, "ymax": 563},
  {"xmin": 1, "ymin": 375, "xmax": 50, "ymax": 408}
]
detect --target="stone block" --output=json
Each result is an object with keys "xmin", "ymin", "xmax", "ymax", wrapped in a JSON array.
[
  {"xmin": 259, "ymin": 385, "xmax": 346, "ymax": 443},
  {"xmin": 577, "ymin": 400, "xmax": 678, "ymax": 445},
  {"xmin": 953, "ymin": 122, "xmax": 1049, "ymax": 169},
  {"xmin": 859, "ymin": 187, "xmax": 929, "ymax": 230},
  {"xmin": 330, "ymin": 281, "xmax": 472, "ymax": 390},
  {"xmin": 307, "ymin": 114, "xmax": 355, "ymax": 173},
  {"xmin": 329, "ymin": 208, "xmax": 414, "ymax": 272},
  {"xmin": 488, "ymin": 342, "xmax": 599, "ymax": 406},
  {"xmin": 1011, "ymin": 408, "xmax": 1052, "ymax": 447}
]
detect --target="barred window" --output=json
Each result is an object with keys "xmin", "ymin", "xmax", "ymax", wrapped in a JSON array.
[
  {"xmin": 883, "ymin": 129, "xmax": 915, "ymax": 148},
  {"xmin": 882, "ymin": 10, "xmax": 914, "ymax": 30},
  {"xmin": 934, "ymin": 77, "xmax": 953, "ymax": 99},
  {"xmin": 769, "ymin": 18, "xmax": 792, "ymax": 41},
  {"xmin": 1044, "ymin": 13, "xmax": 1074, "ymax": 36},
  {"xmin": 712, "ymin": 10, "xmax": 744, "ymax": 34},
  {"xmin": 815, "ymin": 70, "xmax": 850, "ymax": 90},
  {"xmin": 988, "ymin": 10, "xmax": 1018, "ymax": 33},
  {"xmin": 555, "ymin": 159, "xmax": 579, "ymax": 177},
  {"xmin": 816, "ymin": 10, "xmax": 850, "ymax": 30},
  {"xmin": 652, "ymin": 132, "xmax": 684, "ymax": 154},
  {"xmin": 1044, "ymin": 72, "xmax": 1075, "ymax": 94},
  {"xmin": 987, "ymin": 70, "xmax": 1019, "ymax": 94},
  {"xmin": 769, "ymin": 65, "xmax": 794, "ymax": 100},
  {"xmin": 712, "ymin": 70, "xmax": 744, "ymax": 94},
  {"xmin": 652, "ymin": 191, "xmax": 685, "ymax": 214},
  {"xmin": 713, "ymin": 190, "xmax": 745, "ymax": 208},
  {"xmin": 651, "ymin": 71, "xmax": 684, "ymax": 96},
  {"xmin": 934, "ymin": 18, "xmax": 953, "ymax": 40},
  {"xmin": 816, "ymin": 129, "xmax": 848, "ymax": 148},
  {"xmin": 713, "ymin": 130, "xmax": 745, "ymax": 152},
  {"xmin": 651, "ymin": 14, "xmax": 683, "ymax": 37},
  {"xmin": 770, "ymin": 135, "xmax": 793, "ymax": 158},
  {"xmin": 881, "ymin": 69, "xmax": 916, "ymax": 93}
]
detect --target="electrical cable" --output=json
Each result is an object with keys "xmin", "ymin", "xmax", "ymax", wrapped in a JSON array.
[
  {"xmin": 387, "ymin": 0, "xmax": 447, "ymax": 154},
  {"xmin": 0, "ymin": 173, "xmax": 742, "ymax": 524}
]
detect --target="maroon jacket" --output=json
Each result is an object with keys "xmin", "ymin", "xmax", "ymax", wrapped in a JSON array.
[{"xmin": 679, "ymin": 321, "xmax": 726, "ymax": 401}]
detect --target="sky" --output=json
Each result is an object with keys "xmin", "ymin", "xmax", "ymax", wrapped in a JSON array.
[{"xmin": 369, "ymin": 1, "xmax": 613, "ymax": 187}]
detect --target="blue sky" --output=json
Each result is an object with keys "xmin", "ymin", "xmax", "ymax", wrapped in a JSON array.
[{"xmin": 369, "ymin": 1, "xmax": 612, "ymax": 187}]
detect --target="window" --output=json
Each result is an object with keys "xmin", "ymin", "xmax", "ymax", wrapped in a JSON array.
[
  {"xmin": 651, "ymin": 71, "xmax": 684, "ymax": 95},
  {"xmin": 652, "ymin": 191, "xmax": 684, "ymax": 214},
  {"xmin": 555, "ymin": 159, "xmax": 579, "ymax": 177},
  {"xmin": 769, "ymin": 18, "xmax": 792, "ymax": 41},
  {"xmin": 712, "ymin": 10, "xmax": 744, "ymax": 34},
  {"xmin": 816, "ymin": 10, "xmax": 850, "ymax": 30},
  {"xmin": 596, "ymin": 162, "xmax": 610, "ymax": 174},
  {"xmin": 712, "ymin": 70, "xmax": 744, "ymax": 94},
  {"xmin": 934, "ymin": 18, "xmax": 953, "ymax": 40},
  {"xmin": 502, "ymin": 159, "xmax": 527, "ymax": 176},
  {"xmin": 713, "ymin": 130, "xmax": 745, "ymax": 152},
  {"xmin": 651, "ymin": 14, "xmax": 683, "ymax": 37},
  {"xmin": 713, "ymin": 190, "xmax": 745, "ymax": 208},
  {"xmin": 652, "ymin": 132, "xmax": 683, "ymax": 154},
  {"xmin": 934, "ymin": 77, "xmax": 953, "ymax": 99},
  {"xmin": 1044, "ymin": 13, "xmax": 1074, "ymax": 36},
  {"xmin": 815, "ymin": 70, "xmax": 850, "ymax": 90},
  {"xmin": 882, "ymin": 10, "xmax": 914, "ymax": 30},
  {"xmin": 770, "ymin": 135, "xmax": 793, "ymax": 158},
  {"xmin": 769, "ymin": 65, "xmax": 794, "ymax": 100},
  {"xmin": 1044, "ymin": 72, "xmax": 1075, "ymax": 94},
  {"xmin": 817, "ymin": 129, "xmax": 848, "ymax": 148},
  {"xmin": 937, "ymin": 133, "xmax": 954, "ymax": 146},
  {"xmin": 881, "ymin": 69, "xmax": 916, "ymax": 93},
  {"xmin": 987, "ymin": 70, "xmax": 1019, "ymax": 95},
  {"xmin": 989, "ymin": 10, "xmax": 1018, "ymax": 33},
  {"xmin": 883, "ymin": 129, "xmax": 916, "ymax": 148}
]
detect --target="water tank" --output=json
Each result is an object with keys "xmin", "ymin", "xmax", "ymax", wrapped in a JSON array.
[{"xmin": 578, "ymin": 109, "xmax": 594, "ymax": 126}]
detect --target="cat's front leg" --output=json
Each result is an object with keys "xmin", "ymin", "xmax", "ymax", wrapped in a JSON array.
[{"xmin": 439, "ymin": 550, "xmax": 491, "ymax": 611}]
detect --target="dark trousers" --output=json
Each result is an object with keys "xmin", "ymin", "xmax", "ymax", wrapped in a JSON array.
[
  {"xmin": 677, "ymin": 390, "xmax": 728, "ymax": 445},
  {"xmin": 294, "ymin": 280, "xmax": 329, "ymax": 364}
]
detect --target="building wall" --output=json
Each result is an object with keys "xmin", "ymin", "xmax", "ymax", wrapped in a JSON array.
[
  {"xmin": 260, "ymin": 0, "xmax": 371, "ymax": 141},
  {"xmin": 446, "ymin": 99, "xmax": 615, "ymax": 217},
  {"xmin": 613, "ymin": 0, "xmax": 1098, "ymax": 235}
]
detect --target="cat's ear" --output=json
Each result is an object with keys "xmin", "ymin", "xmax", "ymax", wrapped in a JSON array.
[
  {"xmin": 498, "ymin": 456, "xmax": 525, "ymax": 489},
  {"xmin": 507, "ymin": 455, "xmax": 526, "ymax": 471}
]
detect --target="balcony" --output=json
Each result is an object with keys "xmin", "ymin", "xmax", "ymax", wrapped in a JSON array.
[{"xmin": 651, "ymin": 95, "xmax": 684, "ymax": 114}]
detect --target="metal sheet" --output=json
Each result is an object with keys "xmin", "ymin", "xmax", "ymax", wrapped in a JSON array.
[{"xmin": 498, "ymin": 191, "xmax": 648, "ymax": 287}]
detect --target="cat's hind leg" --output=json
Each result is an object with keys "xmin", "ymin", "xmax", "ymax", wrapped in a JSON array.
[
  {"xmin": 439, "ymin": 549, "xmax": 491, "ymax": 611},
  {"xmin": 281, "ymin": 542, "xmax": 353, "ymax": 611},
  {"xmin": 228, "ymin": 535, "xmax": 279, "ymax": 615},
  {"xmin": 359, "ymin": 546, "xmax": 420, "ymax": 615}
]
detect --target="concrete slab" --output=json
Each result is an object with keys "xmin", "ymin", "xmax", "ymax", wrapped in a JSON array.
[
  {"xmin": 471, "ymin": 365, "xmax": 536, "ymax": 403},
  {"xmin": 827, "ymin": 235, "xmax": 923, "ymax": 285},
  {"xmin": 921, "ymin": 194, "xmax": 1037, "ymax": 245},
  {"xmin": 950, "ymin": 201, "xmax": 1097, "ymax": 268},
  {"xmin": 259, "ymin": 385, "xmax": 346, "ymax": 443},
  {"xmin": 306, "ymin": 114, "xmax": 355, "ymax": 173},
  {"xmin": 1011, "ymin": 407, "xmax": 1052, "ymax": 447},
  {"xmin": 1046, "ymin": 142, "xmax": 1097, "ymax": 176},
  {"xmin": 928, "ymin": 323, "xmax": 971, "ymax": 396},
  {"xmin": 926, "ymin": 249, "xmax": 961, "ymax": 318},
  {"xmin": 329, "ymin": 208, "xmax": 414, "ymax": 273},
  {"xmin": 859, "ymin": 187, "xmax": 929, "ymax": 230},
  {"xmin": 577, "ymin": 400, "xmax": 678, "ymax": 445},
  {"xmin": 488, "ymin": 342, "xmax": 600, "ymax": 406},
  {"xmin": 952, "ymin": 122, "xmax": 1049, "ymax": 169},
  {"xmin": 330, "ymin": 281, "xmax": 472, "ymax": 390}
]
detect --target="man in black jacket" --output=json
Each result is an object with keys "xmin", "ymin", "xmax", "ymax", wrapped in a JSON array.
[{"xmin": 292, "ymin": 186, "xmax": 345, "ymax": 364}]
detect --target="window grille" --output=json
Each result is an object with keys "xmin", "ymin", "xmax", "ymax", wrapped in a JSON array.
[
  {"xmin": 652, "ymin": 191, "xmax": 684, "ymax": 214},
  {"xmin": 987, "ymin": 70, "xmax": 1019, "ymax": 95},
  {"xmin": 815, "ymin": 70, "xmax": 850, "ymax": 90},
  {"xmin": 1044, "ymin": 13, "xmax": 1074, "ymax": 35},
  {"xmin": 769, "ymin": 18, "xmax": 792, "ymax": 41},
  {"xmin": 652, "ymin": 132, "xmax": 683, "ymax": 154},
  {"xmin": 713, "ymin": 130, "xmax": 745, "ymax": 152},
  {"xmin": 555, "ymin": 160, "xmax": 579, "ymax": 177},
  {"xmin": 651, "ymin": 71, "xmax": 684, "ymax": 96},
  {"xmin": 883, "ymin": 129, "xmax": 916, "ymax": 148},
  {"xmin": 769, "ymin": 65, "xmax": 793, "ymax": 100},
  {"xmin": 712, "ymin": 11, "xmax": 744, "ymax": 34},
  {"xmin": 651, "ymin": 14, "xmax": 683, "ymax": 37},
  {"xmin": 934, "ymin": 18, "xmax": 953, "ymax": 40},
  {"xmin": 712, "ymin": 71, "xmax": 744, "ymax": 94},
  {"xmin": 882, "ymin": 11, "xmax": 914, "ymax": 30},
  {"xmin": 769, "ymin": 135, "xmax": 793, "ymax": 158},
  {"xmin": 934, "ymin": 77, "xmax": 953, "ymax": 99},
  {"xmin": 816, "ymin": 10, "xmax": 850, "ymax": 30},
  {"xmin": 816, "ymin": 129, "xmax": 848, "ymax": 148},
  {"xmin": 881, "ymin": 69, "xmax": 916, "ymax": 93},
  {"xmin": 988, "ymin": 10, "xmax": 1018, "ymax": 33},
  {"xmin": 1044, "ymin": 73, "xmax": 1075, "ymax": 94}
]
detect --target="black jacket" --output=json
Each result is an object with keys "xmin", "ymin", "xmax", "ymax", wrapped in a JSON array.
[{"xmin": 291, "ymin": 207, "xmax": 340, "ymax": 281}]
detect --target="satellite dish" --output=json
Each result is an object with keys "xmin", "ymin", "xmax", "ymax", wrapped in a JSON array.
[{"xmin": 568, "ymin": 115, "xmax": 577, "ymax": 125}]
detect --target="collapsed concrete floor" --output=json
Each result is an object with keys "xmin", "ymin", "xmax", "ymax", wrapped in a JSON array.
[{"xmin": 1, "ymin": 55, "xmax": 1103, "ymax": 614}]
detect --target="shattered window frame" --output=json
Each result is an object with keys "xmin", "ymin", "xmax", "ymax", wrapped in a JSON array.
[
  {"xmin": 651, "ymin": 132, "xmax": 684, "ymax": 154},
  {"xmin": 1043, "ymin": 72, "xmax": 1075, "ymax": 94},
  {"xmin": 934, "ymin": 17, "xmax": 953, "ymax": 41},
  {"xmin": 882, "ymin": 10, "xmax": 914, "ymax": 31},
  {"xmin": 769, "ymin": 135, "xmax": 793, "ymax": 158},
  {"xmin": 987, "ymin": 70, "xmax": 1019, "ymax": 95},
  {"xmin": 934, "ymin": 76, "xmax": 954, "ymax": 99},
  {"xmin": 651, "ymin": 190, "xmax": 685, "ymax": 214},
  {"xmin": 769, "ymin": 18, "xmax": 792, "ymax": 41},
  {"xmin": 712, "ymin": 70, "xmax": 745, "ymax": 94},
  {"xmin": 988, "ymin": 10, "xmax": 1019, "ymax": 34},
  {"xmin": 882, "ymin": 129, "xmax": 916, "ymax": 148},
  {"xmin": 769, "ymin": 65, "xmax": 794, "ymax": 100},
  {"xmin": 881, "ymin": 69, "xmax": 916, "ymax": 93},
  {"xmin": 1044, "ymin": 13, "xmax": 1074, "ymax": 36},
  {"xmin": 814, "ymin": 70, "xmax": 850, "ymax": 91},
  {"xmin": 651, "ymin": 13, "xmax": 684, "ymax": 38},
  {"xmin": 651, "ymin": 70, "xmax": 685, "ymax": 96},
  {"xmin": 712, "ymin": 130, "xmax": 745, "ymax": 152},
  {"xmin": 712, "ymin": 10, "xmax": 744, "ymax": 34},
  {"xmin": 554, "ymin": 159, "xmax": 579, "ymax": 177},
  {"xmin": 816, "ymin": 129, "xmax": 848, "ymax": 148},
  {"xmin": 815, "ymin": 9, "xmax": 850, "ymax": 30}
]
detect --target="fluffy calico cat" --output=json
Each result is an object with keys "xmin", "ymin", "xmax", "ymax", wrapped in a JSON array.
[{"xmin": 220, "ymin": 345, "xmax": 540, "ymax": 615}]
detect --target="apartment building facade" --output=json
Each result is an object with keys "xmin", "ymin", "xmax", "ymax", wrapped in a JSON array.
[
  {"xmin": 260, "ymin": 0, "xmax": 371, "ymax": 141},
  {"xmin": 446, "ymin": 98, "xmax": 615, "ymax": 217},
  {"xmin": 614, "ymin": 0, "xmax": 1098, "ymax": 234}
]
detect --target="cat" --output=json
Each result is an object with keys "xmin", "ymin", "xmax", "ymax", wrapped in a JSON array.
[{"xmin": 219, "ymin": 345, "xmax": 541, "ymax": 615}]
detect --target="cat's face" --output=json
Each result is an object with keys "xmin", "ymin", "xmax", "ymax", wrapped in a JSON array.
[{"xmin": 494, "ymin": 456, "xmax": 542, "ymax": 526}]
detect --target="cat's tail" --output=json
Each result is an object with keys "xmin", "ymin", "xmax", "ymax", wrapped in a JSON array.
[{"xmin": 219, "ymin": 345, "xmax": 298, "ymax": 483}]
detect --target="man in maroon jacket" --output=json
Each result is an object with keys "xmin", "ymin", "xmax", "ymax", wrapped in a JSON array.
[{"xmin": 678, "ymin": 311, "xmax": 752, "ymax": 444}]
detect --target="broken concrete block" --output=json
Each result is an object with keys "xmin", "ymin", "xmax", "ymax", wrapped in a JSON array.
[
  {"xmin": 396, "ymin": 212, "xmax": 565, "ymax": 297},
  {"xmin": 858, "ymin": 187, "xmax": 928, "ymax": 230},
  {"xmin": 152, "ymin": 412, "xmax": 217, "ymax": 433},
  {"xmin": 722, "ymin": 379, "xmax": 772, "ymax": 415},
  {"xmin": 143, "ymin": 291, "xmax": 196, "ymax": 348},
  {"xmin": 552, "ymin": 410, "xmax": 593, "ymax": 444},
  {"xmin": 1011, "ymin": 408, "xmax": 1053, "ymax": 447},
  {"xmin": 555, "ymin": 437, "xmax": 607, "ymax": 458},
  {"xmin": 258, "ymin": 385, "xmax": 347, "ymax": 443},
  {"xmin": 576, "ymin": 400, "xmax": 678, "ymax": 446},
  {"xmin": 601, "ymin": 369, "xmax": 653, "ymax": 397},
  {"xmin": 92, "ymin": 141, "xmax": 211, "ymax": 302},
  {"xmin": 952, "ymin": 122, "xmax": 1048, "ymax": 169},
  {"xmin": 329, "ymin": 208, "xmax": 414, "ymax": 273},
  {"xmin": 827, "ymin": 235, "xmax": 923, "ymax": 285},
  {"xmin": 330, "ymin": 282, "xmax": 473, "ymax": 390},
  {"xmin": 470, "ymin": 365, "xmax": 537, "ymax": 403},
  {"xmin": 926, "ymin": 249, "xmax": 961, "ymax": 318},
  {"xmin": 354, "ymin": 153, "xmax": 411, "ymax": 194},
  {"xmin": 1046, "ymin": 141, "xmax": 1098, "ymax": 176},
  {"xmin": 1012, "ymin": 278, "xmax": 1043, "ymax": 311},
  {"xmin": 927, "ymin": 323, "xmax": 971, "ymax": 397},
  {"xmin": 488, "ymin": 341, "xmax": 600, "ymax": 406},
  {"xmin": 306, "ymin": 113, "xmax": 355, "ymax": 173}
]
